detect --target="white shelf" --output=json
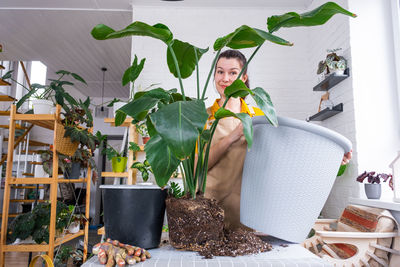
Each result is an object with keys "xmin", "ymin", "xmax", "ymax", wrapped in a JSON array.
[{"xmin": 349, "ymin": 197, "xmax": 400, "ymax": 211}]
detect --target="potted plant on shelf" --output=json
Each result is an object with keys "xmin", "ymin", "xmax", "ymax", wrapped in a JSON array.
[
  {"xmin": 101, "ymin": 142, "xmax": 127, "ymax": 173},
  {"xmin": 135, "ymin": 122, "xmax": 150, "ymax": 144},
  {"xmin": 67, "ymin": 205, "xmax": 87, "ymax": 234},
  {"xmin": 92, "ymin": 2, "xmax": 355, "ymax": 249},
  {"xmin": 7, "ymin": 202, "xmax": 70, "ymax": 244},
  {"xmin": 317, "ymin": 48, "xmax": 347, "ymax": 77},
  {"xmin": 2, "ymin": 69, "xmax": 87, "ymax": 114},
  {"xmin": 356, "ymin": 171, "xmax": 393, "ymax": 199}
]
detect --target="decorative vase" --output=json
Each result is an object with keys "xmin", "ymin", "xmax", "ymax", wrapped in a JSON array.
[
  {"xmin": 100, "ymin": 184, "xmax": 167, "ymax": 249},
  {"xmin": 364, "ymin": 184, "xmax": 381, "ymax": 199},
  {"xmin": 111, "ymin": 157, "xmax": 127, "ymax": 173},
  {"xmin": 240, "ymin": 116, "xmax": 352, "ymax": 243},
  {"xmin": 32, "ymin": 99, "xmax": 53, "ymax": 114}
]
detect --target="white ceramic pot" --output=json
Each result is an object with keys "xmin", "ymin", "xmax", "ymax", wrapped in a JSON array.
[
  {"xmin": 113, "ymin": 102, "xmax": 127, "ymax": 117},
  {"xmin": 68, "ymin": 221, "xmax": 80, "ymax": 234},
  {"xmin": 240, "ymin": 116, "xmax": 352, "ymax": 243},
  {"xmin": 32, "ymin": 99, "xmax": 54, "ymax": 114}
]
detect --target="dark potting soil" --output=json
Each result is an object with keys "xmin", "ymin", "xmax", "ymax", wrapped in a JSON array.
[
  {"xmin": 199, "ymin": 228, "xmax": 272, "ymax": 259},
  {"xmin": 166, "ymin": 195, "xmax": 225, "ymax": 251},
  {"xmin": 166, "ymin": 195, "xmax": 272, "ymax": 258}
]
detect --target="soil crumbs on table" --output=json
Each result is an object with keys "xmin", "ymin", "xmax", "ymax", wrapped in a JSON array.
[{"xmin": 199, "ymin": 228, "xmax": 272, "ymax": 259}]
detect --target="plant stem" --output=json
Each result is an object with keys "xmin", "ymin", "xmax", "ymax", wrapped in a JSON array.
[
  {"xmin": 167, "ymin": 44, "xmax": 186, "ymax": 100},
  {"xmin": 238, "ymin": 44, "xmax": 262, "ymax": 80},
  {"xmin": 194, "ymin": 47, "xmax": 200, "ymax": 99},
  {"xmin": 201, "ymin": 50, "xmax": 221, "ymax": 100}
]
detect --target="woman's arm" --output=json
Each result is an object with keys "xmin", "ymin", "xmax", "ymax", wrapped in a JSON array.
[{"xmin": 207, "ymin": 123, "xmax": 244, "ymax": 170}]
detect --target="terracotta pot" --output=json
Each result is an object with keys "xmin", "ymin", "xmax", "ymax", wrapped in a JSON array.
[{"xmin": 142, "ymin": 137, "xmax": 150, "ymax": 144}]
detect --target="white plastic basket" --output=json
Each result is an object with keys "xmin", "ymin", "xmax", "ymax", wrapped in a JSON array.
[{"xmin": 240, "ymin": 116, "xmax": 352, "ymax": 243}]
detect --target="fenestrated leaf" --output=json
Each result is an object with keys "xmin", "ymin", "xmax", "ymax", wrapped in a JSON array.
[
  {"xmin": 214, "ymin": 25, "xmax": 292, "ymax": 51},
  {"xmin": 214, "ymin": 108, "xmax": 253, "ymax": 148},
  {"xmin": 150, "ymin": 100, "xmax": 208, "ymax": 159},
  {"xmin": 122, "ymin": 55, "xmax": 146, "ymax": 86},
  {"xmin": 71, "ymin": 72, "xmax": 87, "ymax": 84},
  {"xmin": 224, "ymin": 79, "xmax": 253, "ymax": 99},
  {"xmin": 267, "ymin": 2, "xmax": 356, "ymax": 33},
  {"xmin": 145, "ymin": 134, "xmax": 181, "ymax": 187},
  {"xmin": 91, "ymin": 21, "xmax": 173, "ymax": 44},
  {"xmin": 117, "ymin": 96, "xmax": 160, "ymax": 124},
  {"xmin": 251, "ymin": 87, "xmax": 278, "ymax": 127},
  {"xmin": 167, "ymin": 39, "xmax": 208, "ymax": 79}
]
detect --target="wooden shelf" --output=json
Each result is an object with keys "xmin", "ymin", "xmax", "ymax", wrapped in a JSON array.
[
  {"xmin": 101, "ymin": 172, "xmax": 129, "ymax": 178},
  {"xmin": 10, "ymin": 199, "xmax": 45, "ymax": 203},
  {"xmin": 54, "ymin": 230, "xmax": 84, "ymax": 247},
  {"xmin": 12, "ymin": 185, "xmax": 44, "ymax": 189},
  {"xmin": 104, "ymin": 117, "xmax": 132, "ymax": 127},
  {"xmin": 0, "ymin": 95, "xmax": 15, "ymax": 101},
  {"xmin": 307, "ymin": 103, "xmax": 343, "ymax": 121},
  {"xmin": 3, "ymin": 244, "xmax": 49, "ymax": 252},
  {"xmin": 0, "ymin": 80, "xmax": 11, "ymax": 86},
  {"xmin": 313, "ymin": 68, "xmax": 350, "ymax": 91},
  {"xmin": 14, "ymin": 113, "xmax": 56, "ymax": 130}
]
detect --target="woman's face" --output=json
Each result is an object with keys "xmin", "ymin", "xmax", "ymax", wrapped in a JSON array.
[{"xmin": 214, "ymin": 57, "xmax": 247, "ymax": 98}]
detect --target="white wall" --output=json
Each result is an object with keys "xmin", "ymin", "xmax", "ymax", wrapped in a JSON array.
[
  {"xmin": 348, "ymin": 0, "xmax": 400, "ymax": 201},
  {"xmin": 131, "ymin": 6, "xmax": 311, "ymax": 119},
  {"xmin": 306, "ymin": 0, "xmax": 358, "ymax": 218}
]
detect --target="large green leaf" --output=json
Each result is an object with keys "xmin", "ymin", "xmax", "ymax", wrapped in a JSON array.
[
  {"xmin": 267, "ymin": 2, "xmax": 356, "ymax": 33},
  {"xmin": 214, "ymin": 108, "xmax": 253, "ymax": 148},
  {"xmin": 166, "ymin": 39, "xmax": 208, "ymax": 79},
  {"xmin": 224, "ymin": 79, "xmax": 253, "ymax": 99},
  {"xmin": 150, "ymin": 100, "xmax": 208, "ymax": 159},
  {"xmin": 251, "ymin": 87, "xmax": 278, "ymax": 127},
  {"xmin": 214, "ymin": 25, "xmax": 292, "ymax": 51},
  {"xmin": 91, "ymin": 21, "xmax": 173, "ymax": 44},
  {"xmin": 71, "ymin": 72, "xmax": 87, "ymax": 84},
  {"xmin": 122, "ymin": 55, "xmax": 146, "ymax": 86},
  {"xmin": 116, "ymin": 96, "xmax": 160, "ymax": 124},
  {"xmin": 145, "ymin": 134, "xmax": 181, "ymax": 187}
]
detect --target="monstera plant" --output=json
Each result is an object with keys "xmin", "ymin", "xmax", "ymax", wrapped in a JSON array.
[{"xmin": 91, "ymin": 2, "xmax": 356, "ymax": 198}]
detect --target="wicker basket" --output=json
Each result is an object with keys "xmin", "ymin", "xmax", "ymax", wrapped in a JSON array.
[{"xmin": 55, "ymin": 123, "xmax": 79, "ymax": 156}]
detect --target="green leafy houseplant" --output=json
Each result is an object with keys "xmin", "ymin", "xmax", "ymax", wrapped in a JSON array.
[
  {"xmin": 7, "ymin": 202, "xmax": 70, "ymax": 244},
  {"xmin": 317, "ymin": 48, "xmax": 347, "ymax": 75},
  {"xmin": 91, "ymin": 2, "xmax": 356, "ymax": 199},
  {"xmin": 1, "ymin": 69, "xmax": 86, "ymax": 111}
]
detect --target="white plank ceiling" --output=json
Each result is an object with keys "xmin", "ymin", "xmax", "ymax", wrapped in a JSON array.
[{"xmin": 0, "ymin": 0, "xmax": 312, "ymax": 97}]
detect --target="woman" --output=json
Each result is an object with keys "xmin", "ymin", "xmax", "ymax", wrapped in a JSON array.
[{"xmin": 205, "ymin": 49, "xmax": 352, "ymax": 230}]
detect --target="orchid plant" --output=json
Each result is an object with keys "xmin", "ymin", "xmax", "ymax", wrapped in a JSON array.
[{"xmin": 91, "ymin": 2, "xmax": 356, "ymax": 198}]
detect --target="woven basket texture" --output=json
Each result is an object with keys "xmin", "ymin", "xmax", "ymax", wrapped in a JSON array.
[{"xmin": 55, "ymin": 123, "xmax": 79, "ymax": 156}]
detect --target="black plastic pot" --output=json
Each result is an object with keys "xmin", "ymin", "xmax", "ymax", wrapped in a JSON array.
[
  {"xmin": 100, "ymin": 185, "xmax": 167, "ymax": 249},
  {"xmin": 64, "ymin": 162, "xmax": 81, "ymax": 179}
]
